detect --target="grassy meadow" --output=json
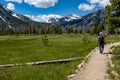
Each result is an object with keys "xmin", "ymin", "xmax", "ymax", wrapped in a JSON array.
[
  {"xmin": 0, "ymin": 34, "xmax": 120, "ymax": 80},
  {"xmin": 110, "ymin": 46, "xmax": 120, "ymax": 79}
]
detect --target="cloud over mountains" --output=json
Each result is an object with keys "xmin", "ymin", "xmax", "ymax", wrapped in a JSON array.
[
  {"xmin": 25, "ymin": 14, "xmax": 62, "ymax": 22},
  {"xmin": 7, "ymin": 3, "xmax": 15, "ymax": 10},
  {"xmin": 78, "ymin": 3, "xmax": 95, "ymax": 11},
  {"xmin": 78, "ymin": 0, "xmax": 111, "ymax": 11},
  {"xmin": 24, "ymin": 0, "xmax": 58, "ymax": 8},
  {"xmin": 5, "ymin": 0, "xmax": 58, "ymax": 8}
]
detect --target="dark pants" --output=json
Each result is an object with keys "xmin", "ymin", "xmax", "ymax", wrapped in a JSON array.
[{"xmin": 99, "ymin": 43, "xmax": 104, "ymax": 53}]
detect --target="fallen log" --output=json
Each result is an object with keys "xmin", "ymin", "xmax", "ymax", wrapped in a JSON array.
[{"xmin": 0, "ymin": 57, "xmax": 84, "ymax": 68}]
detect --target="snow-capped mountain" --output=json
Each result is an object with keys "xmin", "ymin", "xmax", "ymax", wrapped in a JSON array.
[
  {"xmin": 12, "ymin": 13, "xmax": 21, "ymax": 19},
  {"xmin": 47, "ymin": 17, "xmax": 60, "ymax": 23},
  {"xmin": 0, "ymin": 3, "xmax": 35, "ymax": 28},
  {"xmin": 60, "ymin": 10, "xmax": 105, "ymax": 27},
  {"xmin": 62, "ymin": 14, "xmax": 81, "ymax": 22},
  {"xmin": 47, "ymin": 14, "xmax": 81, "ymax": 23},
  {"xmin": 0, "ymin": 3, "xmax": 105, "ymax": 30}
]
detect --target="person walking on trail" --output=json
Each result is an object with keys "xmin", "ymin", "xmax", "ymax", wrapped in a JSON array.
[{"xmin": 98, "ymin": 32, "xmax": 105, "ymax": 53}]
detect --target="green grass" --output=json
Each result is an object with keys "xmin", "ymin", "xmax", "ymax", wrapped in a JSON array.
[
  {"xmin": 0, "ymin": 34, "xmax": 120, "ymax": 80},
  {"xmin": 105, "ymin": 35, "xmax": 120, "ymax": 43},
  {"xmin": 111, "ymin": 46, "xmax": 120, "ymax": 79},
  {"xmin": 0, "ymin": 34, "xmax": 97, "ymax": 64},
  {"xmin": 0, "ymin": 60, "xmax": 81, "ymax": 80}
]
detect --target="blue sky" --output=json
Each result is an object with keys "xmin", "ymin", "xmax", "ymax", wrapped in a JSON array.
[{"xmin": 0, "ymin": 0, "xmax": 111, "ymax": 22}]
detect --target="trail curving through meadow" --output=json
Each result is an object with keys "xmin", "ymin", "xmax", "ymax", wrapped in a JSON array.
[{"xmin": 68, "ymin": 42, "xmax": 120, "ymax": 80}]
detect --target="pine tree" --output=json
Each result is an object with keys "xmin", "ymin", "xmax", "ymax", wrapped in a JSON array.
[
  {"xmin": 98, "ymin": 22, "xmax": 104, "ymax": 33},
  {"xmin": 91, "ymin": 21, "xmax": 99, "ymax": 34},
  {"xmin": 105, "ymin": 0, "xmax": 120, "ymax": 34}
]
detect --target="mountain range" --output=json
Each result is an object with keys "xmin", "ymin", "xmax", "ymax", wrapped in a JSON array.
[
  {"xmin": 0, "ymin": 4, "xmax": 30, "ymax": 28},
  {"xmin": 0, "ymin": 3, "xmax": 46, "ymax": 31},
  {"xmin": 0, "ymin": 3, "xmax": 105, "ymax": 29},
  {"xmin": 47, "ymin": 14, "xmax": 81, "ymax": 23},
  {"xmin": 48, "ymin": 10, "xmax": 105, "ymax": 27}
]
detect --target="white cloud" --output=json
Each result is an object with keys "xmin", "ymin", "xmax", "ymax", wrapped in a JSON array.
[
  {"xmin": 25, "ymin": 14, "xmax": 62, "ymax": 22},
  {"xmin": 5, "ymin": 0, "xmax": 58, "ymax": 8},
  {"xmin": 88, "ymin": 0, "xmax": 99, "ymax": 4},
  {"xmin": 7, "ymin": 3, "xmax": 15, "ymax": 10},
  {"xmin": 88, "ymin": 0, "xmax": 111, "ymax": 7},
  {"xmin": 24, "ymin": 0, "xmax": 58, "ymax": 8},
  {"xmin": 78, "ymin": 3, "xmax": 95, "ymax": 11},
  {"xmin": 5, "ymin": 0, "xmax": 23, "ymax": 3},
  {"xmin": 78, "ymin": 0, "xmax": 111, "ymax": 11}
]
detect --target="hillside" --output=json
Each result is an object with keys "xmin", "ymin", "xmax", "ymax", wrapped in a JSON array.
[
  {"xmin": 59, "ymin": 10, "xmax": 105, "ymax": 27},
  {"xmin": 0, "ymin": 3, "xmax": 32, "ymax": 28},
  {"xmin": 47, "ymin": 10, "xmax": 105, "ymax": 27},
  {"xmin": 0, "ymin": 3, "xmax": 50, "ymax": 34}
]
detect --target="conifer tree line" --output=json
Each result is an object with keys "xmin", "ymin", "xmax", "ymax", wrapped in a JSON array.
[
  {"xmin": 0, "ymin": 0, "xmax": 120, "ymax": 35},
  {"xmin": 0, "ymin": 23, "xmax": 92, "ymax": 35},
  {"xmin": 0, "ymin": 21, "xmax": 106, "ymax": 35}
]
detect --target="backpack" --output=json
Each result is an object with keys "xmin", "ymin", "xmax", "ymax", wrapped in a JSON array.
[{"xmin": 98, "ymin": 35, "xmax": 104, "ymax": 43}]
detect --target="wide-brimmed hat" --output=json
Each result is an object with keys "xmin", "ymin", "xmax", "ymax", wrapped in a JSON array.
[{"xmin": 99, "ymin": 32, "xmax": 102, "ymax": 35}]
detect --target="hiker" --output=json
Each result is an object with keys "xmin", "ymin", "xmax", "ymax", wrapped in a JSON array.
[{"xmin": 98, "ymin": 32, "xmax": 105, "ymax": 53}]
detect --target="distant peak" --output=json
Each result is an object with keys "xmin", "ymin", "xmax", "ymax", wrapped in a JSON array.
[
  {"xmin": 69, "ymin": 14, "xmax": 79, "ymax": 17},
  {"xmin": 62, "ymin": 14, "xmax": 81, "ymax": 22},
  {"xmin": 0, "ymin": 3, "xmax": 10, "ymax": 12}
]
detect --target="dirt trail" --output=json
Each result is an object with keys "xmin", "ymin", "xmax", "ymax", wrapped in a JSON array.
[{"xmin": 68, "ymin": 42, "xmax": 120, "ymax": 80}]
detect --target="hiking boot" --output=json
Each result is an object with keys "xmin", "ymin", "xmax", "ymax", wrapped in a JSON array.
[{"xmin": 100, "ymin": 51, "xmax": 103, "ymax": 54}]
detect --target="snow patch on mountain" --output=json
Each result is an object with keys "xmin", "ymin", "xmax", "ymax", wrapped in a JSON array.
[
  {"xmin": 68, "ymin": 14, "xmax": 80, "ymax": 20},
  {"xmin": 63, "ymin": 14, "xmax": 81, "ymax": 22},
  {"xmin": 8, "ymin": 25, "xmax": 12, "ymax": 28},
  {"xmin": 0, "ymin": 16, "xmax": 6, "ymax": 22},
  {"xmin": 3, "ymin": 5, "xmax": 10, "ymax": 11},
  {"xmin": 12, "ymin": 13, "xmax": 20, "ymax": 19},
  {"xmin": 47, "ymin": 14, "xmax": 81, "ymax": 23},
  {"xmin": 47, "ymin": 17, "xmax": 60, "ymax": 23}
]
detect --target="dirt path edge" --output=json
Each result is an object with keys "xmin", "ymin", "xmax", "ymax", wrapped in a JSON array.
[{"xmin": 67, "ymin": 42, "xmax": 120, "ymax": 80}]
